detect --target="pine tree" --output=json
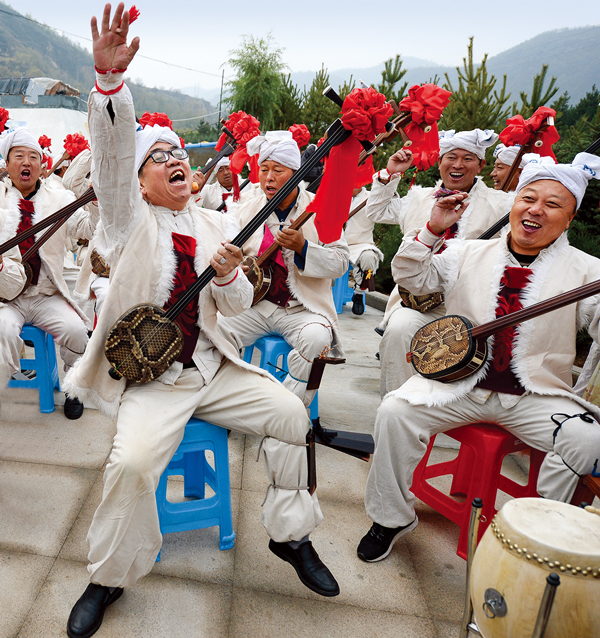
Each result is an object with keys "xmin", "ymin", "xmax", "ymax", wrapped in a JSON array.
[
  {"xmin": 275, "ymin": 73, "xmax": 305, "ymax": 129},
  {"xmin": 512, "ymin": 65, "xmax": 560, "ymax": 119},
  {"xmin": 225, "ymin": 33, "xmax": 287, "ymax": 130},
  {"xmin": 377, "ymin": 55, "xmax": 408, "ymax": 106},
  {"xmin": 440, "ymin": 37, "xmax": 511, "ymax": 132},
  {"xmin": 300, "ymin": 66, "xmax": 341, "ymax": 143}
]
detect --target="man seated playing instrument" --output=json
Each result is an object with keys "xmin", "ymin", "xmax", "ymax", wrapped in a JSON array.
[
  {"xmin": 218, "ymin": 131, "xmax": 349, "ymax": 408},
  {"xmin": 357, "ymin": 152, "xmax": 600, "ymax": 562},
  {"xmin": 0, "ymin": 129, "xmax": 93, "ymax": 419},
  {"xmin": 367, "ymin": 130, "xmax": 514, "ymax": 397},
  {"xmin": 197, "ymin": 156, "xmax": 239, "ymax": 214},
  {"xmin": 345, "ymin": 186, "xmax": 384, "ymax": 315},
  {"xmin": 64, "ymin": 7, "xmax": 339, "ymax": 637},
  {"xmin": 490, "ymin": 143, "xmax": 527, "ymax": 191}
]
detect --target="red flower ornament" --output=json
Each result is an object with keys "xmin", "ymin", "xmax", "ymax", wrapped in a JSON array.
[
  {"xmin": 63, "ymin": 133, "xmax": 90, "ymax": 158},
  {"xmin": 139, "ymin": 111, "xmax": 173, "ymax": 130}
]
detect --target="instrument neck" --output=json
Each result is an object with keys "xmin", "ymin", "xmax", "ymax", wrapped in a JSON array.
[
  {"xmin": 21, "ymin": 187, "xmax": 96, "ymax": 262},
  {"xmin": 164, "ymin": 120, "xmax": 349, "ymax": 320},
  {"xmin": 471, "ymin": 278, "xmax": 600, "ymax": 340}
]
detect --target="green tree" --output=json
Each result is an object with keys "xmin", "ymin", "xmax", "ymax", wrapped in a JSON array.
[
  {"xmin": 275, "ymin": 73, "xmax": 305, "ymax": 129},
  {"xmin": 512, "ymin": 64, "xmax": 560, "ymax": 119},
  {"xmin": 376, "ymin": 55, "xmax": 408, "ymax": 106},
  {"xmin": 177, "ymin": 120, "xmax": 220, "ymax": 144},
  {"xmin": 300, "ymin": 66, "xmax": 341, "ymax": 143},
  {"xmin": 225, "ymin": 33, "xmax": 287, "ymax": 130},
  {"xmin": 440, "ymin": 37, "xmax": 511, "ymax": 132},
  {"xmin": 560, "ymin": 86, "xmax": 600, "ymax": 128},
  {"xmin": 555, "ymin": 95, "xmax": 600, "ymax": 258}
]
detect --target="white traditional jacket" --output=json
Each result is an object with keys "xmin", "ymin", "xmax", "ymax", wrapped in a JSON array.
[
  {"xmin": 0, "ymin": 207, "xmax": 26, "ymax": 300},
  {"xmin": 64, "ymin": 75, "xmax": 266, "ymax": 418},
  {"xmin": 390, "ymin": 226, "xmax": 600, "ymax": 417},
  {"xmin": 0, "ymin": 175, "xmax": 92, "ymax": 324},
  {"xmin": 367, "ymin": 170, "xmax": 514, "ymax": 318},
  {"xmin": 235, "ymin": 185, "xmax": 349, "ymax": 356}
]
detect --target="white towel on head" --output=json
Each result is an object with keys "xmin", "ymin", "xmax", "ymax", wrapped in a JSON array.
[
  {"xmin": 247, "ymin": 131, "xmax": 301, "ymax": 170},
  {"xmin": 516, "ymin": 152, "xmax": 600, "ymax": 210},
  {"xmin": 439, "ymin": 129, "xmax": 498, "ymax": 160},
  {"xmin": 0, "ymin": 127, "xmax": 43, "ymax": 161},
  {"xmin": 135, "ymin": 124, "xmax": 181, "ymax": 172}
]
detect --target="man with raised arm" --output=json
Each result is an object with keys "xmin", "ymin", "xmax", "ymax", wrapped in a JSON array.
[
  {"xmin": 65, "ymin": 6, "xmax": 339, "ymax": 637},
  {"xmin": 367, "ymin": 131, "xmax": 513, "ymax": 397},
  {"xmin": 357, "ymin": 154, "xmax": 600, "ymax": 563}
]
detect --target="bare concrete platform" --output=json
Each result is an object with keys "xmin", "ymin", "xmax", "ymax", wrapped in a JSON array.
[{"xmin": 0, "ymin": 298, "xmax": 551, "ymax": 638}]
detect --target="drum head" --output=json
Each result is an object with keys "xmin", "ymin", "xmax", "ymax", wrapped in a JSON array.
[{"xmin": 496, "ymin": 498, "xmax": 600, "ymax": 569}]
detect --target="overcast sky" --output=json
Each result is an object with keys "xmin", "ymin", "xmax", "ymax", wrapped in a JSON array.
[{"xmin": 11, "ymin": 1, "xmax": 599, "ymax": 92}]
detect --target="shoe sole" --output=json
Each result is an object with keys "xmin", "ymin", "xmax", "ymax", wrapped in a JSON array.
[
  {"xmin": 67, "ymin": 588, "xmax": 123, "ymax": 638},
  {"xmin": 269, "ymin": 543, "xmax": 340, "ymax": 597},
  {"xmin": 358, "ymin": 516, "xmax": 419, "ymax": 563}
]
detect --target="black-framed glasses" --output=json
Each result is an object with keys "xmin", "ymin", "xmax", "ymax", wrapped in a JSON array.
[{"xmin": 140, "ymin": 148, "xmax": 188, "ymax": 170}]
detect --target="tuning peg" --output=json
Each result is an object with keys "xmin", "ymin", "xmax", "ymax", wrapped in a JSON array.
[
  {"xmin": 323, "ymin": 85, "xmax": 344, "ymax": 107},
  {"xmin": 221, "ymin": 125, "xmax": 235, "ymax": 139},
  {"xmin": 387, "ymin": 100, "xmax": 401, "ymax": 116}
]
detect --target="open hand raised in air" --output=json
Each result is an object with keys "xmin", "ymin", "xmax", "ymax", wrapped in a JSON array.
[{"xmin": 91, "ymin": 3, "xmax": 140, "ymax": 72}]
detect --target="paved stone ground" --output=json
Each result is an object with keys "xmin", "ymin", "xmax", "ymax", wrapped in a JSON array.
[{"xmin": 0, "ymin": 295, "xmax": 548, "ymax": 638}]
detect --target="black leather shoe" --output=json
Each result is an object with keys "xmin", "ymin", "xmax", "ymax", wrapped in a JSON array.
[
  {"xmin": 352, "ymin": 292, "xmax": 365, "ymax": 315},
  {"xmin": 67, "ymin": 583, "xmax": 123, "ymax": 638},
  {"xmin": 269, "ymin": 540, "xmax": 340, "ymax": 597},
  {"xmin": 64, "ymin": 394, "xmax": 84, "ymax": 420}
]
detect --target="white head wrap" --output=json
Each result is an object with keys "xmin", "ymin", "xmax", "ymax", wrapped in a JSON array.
[
  {"xmin": 247, "ymin": 131, "xmax": 301, "ymax": 170},
  {"xmin": 215, "ymin": 156, "xmax": 230, "ymax": 170},
  {"xmin": 439, "ymin": 129, "xmax": 499, "ymax": 160},
  {"xmin": 135, "ymin": 124, "xmax": 181, "ymax": 172},
  {"xmin": 516, "ymin": 152, "xmax": 600, "ymax": 210},
  {"xmin": 494, "ymin": 143, "xmax": 530, "ymax": 169},
  {"xmin": 0, "ymin": 128, "xmax": 43, "ymax": 161},
  {"xmin": 206, "ymin": 156, "xmax": 231, "ymax": 184}
]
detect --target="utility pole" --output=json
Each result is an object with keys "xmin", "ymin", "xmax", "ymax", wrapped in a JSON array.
[{"xmin": 218, "ymin": 69, "xmax": 224, "ymax": 127}]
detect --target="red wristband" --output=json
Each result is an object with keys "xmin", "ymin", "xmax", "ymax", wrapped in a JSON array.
[
  {"xmin": 426, "ymin": 222, "xmax": 444, "ymax": 237},
  {"xmin": 95, "ymin": 65, "xmax": 127, "ymax": 74},
  {"xmin": 212, "ymin": 269, "xmax": 238, "ymax": 287},
  {"xmin": 0, "ymin": 261, "xmax": 4, "ymax": 272},
  {"xmin": 95, "ymin": 81, "xmax": 124, "ymax": 96}
]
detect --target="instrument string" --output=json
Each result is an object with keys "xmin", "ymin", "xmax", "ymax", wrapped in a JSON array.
[
  {"xmin": 108, "ymin": 121, "xmax": 350, "ymax": 377},
  {"xmin": 410, "ymin": 277, "xmax": 600, "ymax": 359},
  {"xmin": 0, "ymin": 187, "xmax": 96, "ymax": 255}
]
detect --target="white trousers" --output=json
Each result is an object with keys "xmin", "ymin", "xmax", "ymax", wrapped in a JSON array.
[
  {"xmin": 365, "ymin": 391, "xmax": 600, "ymax": 529},
  {"xmin": 0, "ymin": 293, "xmax": 88, "ymax": 385},
  {"xmin": 87, "ymin": 359, "xmax": 322, "ymax": 588},
  {"xmin": 218, "ymin": 306, "xmax": 333, "ymax": 407},
  {"xmin": 353, "ymin": 249, "xmax": 381, "ymax": 289},
  {"xmin": 379, "ymin": 304, "xmax": 446, "ymax": 398},
  {"xmin": 90, "ymin": 277, "xmax": 109, "ymax": 318}
]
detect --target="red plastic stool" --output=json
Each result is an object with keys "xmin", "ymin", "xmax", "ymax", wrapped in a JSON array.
[{"xmin": 411, "ymin": 423, "xmax": 546, "ymax": 559}]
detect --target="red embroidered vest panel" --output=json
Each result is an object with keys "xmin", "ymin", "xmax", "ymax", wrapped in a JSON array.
[
  {"xmin": 18, "ymin": 199, "xmax": 42, "ymax": 285},
  {"xmin": 476, "ymin": 266, "xmax": 533, "ymax": 396},
  {"xmin": 163, "ymin": 232, "xmax": 200, "ymax": 364},
  {"xmin": 259, "ymin": 226, "xmax": 292, "ymax": 308}
]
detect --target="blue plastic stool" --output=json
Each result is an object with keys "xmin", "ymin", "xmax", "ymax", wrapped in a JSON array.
[
  {"xmin": 8, "ymin": 324, "xmax": 61, "ymax": 413},
  {"xmin": 332, "ymin": 268, "xmax": 356, "ymax": 314},
  {"xmin": 243, "ymin": 335, "xmax": 319, "ymax": 421},
  {"xmin": 155, "ymin": 417, "xmax": 235, "ymax": 560}
]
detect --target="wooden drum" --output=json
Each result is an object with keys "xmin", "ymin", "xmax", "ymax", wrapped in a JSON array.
[{"xmin": 470, "ymin": 498, "xmax": 600, "ymax": 637}]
